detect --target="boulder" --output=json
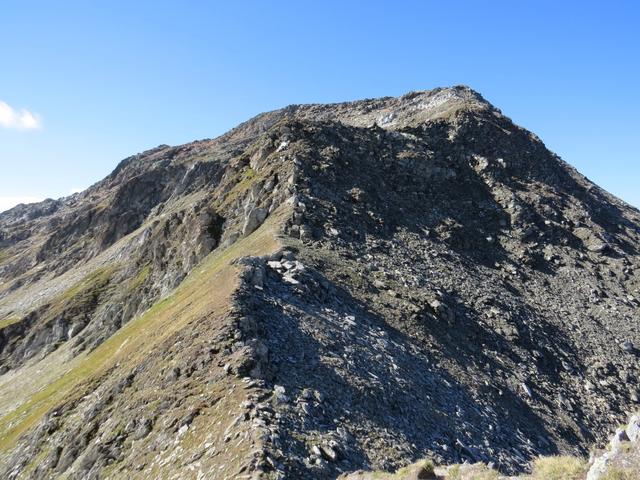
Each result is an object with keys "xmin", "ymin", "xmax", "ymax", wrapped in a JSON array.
[{"xmin": 242, "ymin": 208, "xmax": 268, "ymax": 236}]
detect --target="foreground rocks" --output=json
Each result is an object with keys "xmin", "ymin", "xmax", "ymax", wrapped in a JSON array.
[
  {"xmin": 587, "ymin": 414, "xmax": 640, "ymax": 479},
  {"xmin": 340, "ymin": 414, "xmax": 640, "ymax": 479}
]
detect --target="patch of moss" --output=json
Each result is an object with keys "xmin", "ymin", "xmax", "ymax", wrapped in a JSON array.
[
  {"xmin": 17, "ymin": 445, "xmax": 49, "ymax": 479},
  {"xmin": 0, "ymin": 316, "xmax": 21, "ymax": 330},
  {"xmin": 34, "ymin": 265, "xmax": 118, "ymax": 331},
  {"xmin": 215, "ymin": 167, "xmax": 260, "ymax": 210},
  {"xmin": 9, "ymin": 265, "xmax": 118, "ymax": 330},
  {"xmin": 98, "ymin": 461, "xmax": 120, "ymax": 478},
  {"xmin": 57, "ymin": 266, "xmax": 116, "ymax": 305},
  {"xmin": 128, "ymin": 264, "xmax": 151, "ymax": 292}
]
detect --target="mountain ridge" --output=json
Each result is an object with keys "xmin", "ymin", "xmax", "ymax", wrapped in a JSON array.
[{"xmin": 0, "ymin": 87, "xmax": 639, "ymax": 479}]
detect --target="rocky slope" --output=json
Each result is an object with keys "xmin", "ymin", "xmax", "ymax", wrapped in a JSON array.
[{"xmin": 0, "ymin": 86, "xmax": 639, "ymax": 479}]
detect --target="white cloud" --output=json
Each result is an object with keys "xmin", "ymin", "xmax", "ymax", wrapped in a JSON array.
[
  {"xmin": 0, "ymin": 100, "xmax": 42, "ymax": 130},
  {"xmin": 0, "ymin": 196, "xmax": 43, "ymax": 213}
]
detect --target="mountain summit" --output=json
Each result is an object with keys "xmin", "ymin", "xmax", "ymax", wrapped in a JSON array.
[{"xmin": 1, "ymin": 87, "xmax": 639, "ymax": 479}]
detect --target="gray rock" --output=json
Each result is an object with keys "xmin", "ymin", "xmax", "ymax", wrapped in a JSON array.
[
  {"xmin": 273, "ymin": 385, "xmax": 289, "ymax": 404},
  {"xmin": 627, "ymin": 414, "xmax": 640, "ymax": 442},
  {"xmin": 299, "ymin": 225, "xmax": 313, "ymax": 241},
  {"xmin": 609, "ymin": 427, "xmax": 629, "ymax": 451},
  {"xmin": 319, "ymin": 445, "xmax": 338, "ymax": 462},
  {"xmin": 243, "ymin": 208, "xmax": 268, "ymax": 236},
  {"xmin": 621, "ymin": 340, "xmax": 634, "ymax": 352}
]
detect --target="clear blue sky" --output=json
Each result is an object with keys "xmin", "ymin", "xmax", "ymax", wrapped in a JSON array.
[{"xmin": 1, "ymin": 0, "xmax": 638, "ymax": 211}]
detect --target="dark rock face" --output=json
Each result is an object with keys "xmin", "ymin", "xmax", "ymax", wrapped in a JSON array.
[{"xmin": 0, "ymin": 86, "xmax": 639, "ymax": 479}]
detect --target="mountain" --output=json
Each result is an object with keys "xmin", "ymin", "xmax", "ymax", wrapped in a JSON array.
[{"xmin": 0, "ymin": 86, "xmax": 639, "ymax": 480}]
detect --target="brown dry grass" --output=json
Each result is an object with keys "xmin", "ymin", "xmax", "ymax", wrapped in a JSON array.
[{"xmin": 530, "ymin": 455, "xmax": 589, "ymax": 480}]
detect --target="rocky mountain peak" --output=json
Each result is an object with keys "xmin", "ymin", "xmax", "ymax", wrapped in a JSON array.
[
  {"xmin": 222, "ymin": 85, "xmax": 495, "ymax": 143},
  {"xmin": 0, "ymin": 88, "xmax": 639, "ymax": 480}
]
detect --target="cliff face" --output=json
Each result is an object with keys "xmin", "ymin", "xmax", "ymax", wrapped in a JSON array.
[{"xmin": 0, "ymin": 86, "xmax": 639, "ymax": 479}]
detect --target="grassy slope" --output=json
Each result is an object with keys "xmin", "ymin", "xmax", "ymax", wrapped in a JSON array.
[{"xmin": 0, "ymin": 205, "xmax": 287, "ymax": 457}]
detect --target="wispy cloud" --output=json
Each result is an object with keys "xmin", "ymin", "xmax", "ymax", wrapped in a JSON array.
[
  {"xmin": 0, "ymin": 100, "xmax": 41, "ymax": 130},
  {"xmin": 0, "ymin": 196, "xmax": 43, "ymax": 213}
]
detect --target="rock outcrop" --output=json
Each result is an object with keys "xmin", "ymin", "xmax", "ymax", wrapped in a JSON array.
[{"xmin": 587, "ymin": 414, "xmax": 640, "ymax": 479}]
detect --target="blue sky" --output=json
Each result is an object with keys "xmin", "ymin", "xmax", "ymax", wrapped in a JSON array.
[{"xmin": 1, "ymin": 0, "xmax": 638, "ymax": 211}]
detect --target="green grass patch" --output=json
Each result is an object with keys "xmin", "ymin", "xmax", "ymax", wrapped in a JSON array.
[
  {"xmin": 57, "ymin": 265, "xmax": 116, "ymax": 305},
  {"xmin": 215, "ymin": 166, "xmax": 259, "ymax": 210},
  {"xmin": 0, "ymin": 316, "xmax": 21, "ymax": 330},
  {"xmin": 32, "ymin": 264, "xmax": 120, "ymax": 328},
  {"xmin": 16, "ymin": 445, "xmax": 50, "ymax": 479},
  {"xmin": 127, "ymin": 264, "xmax": 151, "ymax": 292}
]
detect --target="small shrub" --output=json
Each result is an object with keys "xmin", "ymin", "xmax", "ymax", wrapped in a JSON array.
[
  {"xmin": 387, "ymin": 459, "xmax": 436, "ymax": 479},
  {"xmin": 531, "ymin": 455, "xmax": 589, "ymax": 480},
  {"xmin": 416, "ymin": 460, "xmax": 435, "ymax": 478}
]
